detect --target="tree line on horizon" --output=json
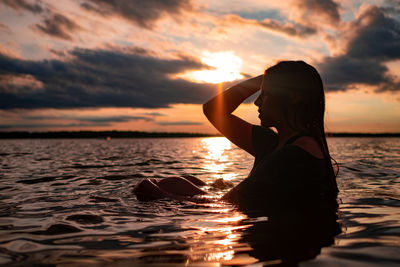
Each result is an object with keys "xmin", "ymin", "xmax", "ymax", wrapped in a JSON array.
[{"xmin": 0, "ymin": 131, "xmax": 399, "ymax": 139}]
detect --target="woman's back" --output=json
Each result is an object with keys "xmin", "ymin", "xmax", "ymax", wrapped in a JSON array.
[{"xmin": 224, "ymin": 125, "xmax": 338, "ymax": 216}]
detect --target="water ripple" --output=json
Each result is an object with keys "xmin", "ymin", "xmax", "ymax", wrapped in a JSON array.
[{"xmin": 0, "ymin": 137, "xmax": 399, "ymax": 265}]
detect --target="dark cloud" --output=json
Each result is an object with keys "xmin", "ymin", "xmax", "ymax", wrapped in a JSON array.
[
  {"xmin": 384, "ymin": 0, "xmax": 400, "ymax": 8},
  {"xmin": 0, "ymin": 123, "xmax": 109, "ymax": 129},
  {"xmin": 156, "ymin": 120, "xmax": 202, "ymax": 126},
  {"xmin": 81, "ymin": 0, "xmax": 193, "ymax": 29},
  {"xmin": 35, "ymin": 13, "xmax": 83, "ymax": 40},
  {"xmin": 144, "ymin": 112, "xmax": 165, "ymax": 116},
  {"xmin": 1, "ymin": 0, "xmax": 83, "ymax": 41},
  {"xmin": 25, "ymin": 115, "xmax": 154, "ymax": 123},
  {"xmin": 0, "ymin": 0, "xmax": 44, "ymax": 14},
  {"xmin": 382, "ymin": 0, "xmax": 400, "ymax": 14},
  {"xmin": 222, "ymin": 0, "xmax": 340, "ymax": 38},
  {"xmin": 0, "ymin": 47, "xmax": 217, "ymax": 109},
  {"xmin": 346, "ymin": 7, "xmax": 400, "ymax": 60},
  {"xmin": 258, "ymin": 18, "xmax": 316, "ymax": 37},
  {"xmin": 293, "ymin": 0, "xmax": 341, "ymax": 26},
  {"xmin": 317, "ymin": 5, "xmax": 400, "ymax": 92},
  {"xmin": 78, "ymin": 115, "xmax": 153, "ymax": 123},
  {"xmin": 223, "ymin": 14, "xmax": 316, "ymax": 38}
]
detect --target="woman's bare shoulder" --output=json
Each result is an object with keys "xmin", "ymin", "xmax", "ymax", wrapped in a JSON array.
[{"xmin": 291, "ymin": 136, "xmax": 324, "ymax": 159}]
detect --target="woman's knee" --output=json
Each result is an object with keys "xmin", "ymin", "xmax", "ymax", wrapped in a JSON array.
[
  {"xmin": 134, "ymin": 178, "xmax": 152, "ymax": 191},
  {"xmin": 133, "ymin": 179, "xmax": 166, "ymax": 201},
  {"xmin": 157, "ymin": 177, "xmax": 206, "ymax": 196},
  {"xmin": 181, "ymin": 175, "xmax": 206, "ymax": 186}
]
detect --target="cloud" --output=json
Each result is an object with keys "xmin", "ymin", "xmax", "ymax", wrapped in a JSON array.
[
  {"xmin": 317, "ymin": 5, "xmax": 400, "ymax": 92},
  {"xmin": 0, "ymin": 0, "xmax": 44, "ymax": 14},
  {"xmin": 292, "ymin": 0, "xmax": 341, "ymax": 27},
  {"xmin": 24, "ymin": 115, "xmax": 154, "ymax": 123},
  {"xmin": 0, "ymin": 22, "xmax": 11, "ymax": 34},
  {"xmin": 218, "ymin": 0, "xmax": 340, "ymax": 39},
  {"xmin": 0, "ymin": 123, "xmax": 109, "ymax": 129},
  {"xmin": 144, "ymin": 112, "xmax": 165, "ymax": 116},
  {"xmin": 35, "ymin": 13, "xmax": 83, "ymax": 40},
  {"xmin": 0, "ymin": 47, "xmax": 217, "ymax": 109},
  {"xmin": 156, "ymin": 120, "xmax": 202, "ymax": 126},
  {"xmin": 81, "ymin": 0, "xmax": 194, "ymax": 29},
  {"xmin": 222, "ymin": 14, "xmax": 316, "ymax": 38},
  {"xmin": 384, "ymin": 0, "xmax": 400, "ymax": 10},
  {"xmin": 0, "ymin": 0, "xmax": 83, "ymax": 41},
  {"xmin": 79, "ymin": 115, "xmax": 153, "ymax": 123},
  {"xmin": 0, "ymin": 74, "xmax": 43, "ymax": 93}
]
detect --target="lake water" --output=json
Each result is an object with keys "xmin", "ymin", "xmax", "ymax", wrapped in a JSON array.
[{"xmin": 0, "ymin": 137, "xmax": 399, "ymax": 266}]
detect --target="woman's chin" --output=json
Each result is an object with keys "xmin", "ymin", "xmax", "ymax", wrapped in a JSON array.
[{"xmin": 260, "ymin": 120, "xmax": 273, "ymax": 128}]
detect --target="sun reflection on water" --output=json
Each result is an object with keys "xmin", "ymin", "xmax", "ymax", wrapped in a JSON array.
[
  {"xmin": 192, "ymin": 138, "xmax": 247, "ymax": 262},
  {"xmin": 202, "ymin": 137, "xmax": 231, "ymax": 161},
  {"xmin": 201, "ymin": 137, "xmax": 238, "ymax": 181}
]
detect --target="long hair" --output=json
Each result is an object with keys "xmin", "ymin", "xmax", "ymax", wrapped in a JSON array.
[{"xmin": 264, "ymin": 61, "xmax": 339, "ymax": 196}]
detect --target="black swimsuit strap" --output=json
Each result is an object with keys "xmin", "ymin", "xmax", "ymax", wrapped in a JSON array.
[{"xmin": 285, "ymin": 133, "xmax": 310, "ymax": 145}]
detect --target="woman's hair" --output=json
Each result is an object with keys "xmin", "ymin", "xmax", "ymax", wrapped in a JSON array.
[{"xmin": 264, "ymin": 60, "xmax": 339, "ymax": 195}]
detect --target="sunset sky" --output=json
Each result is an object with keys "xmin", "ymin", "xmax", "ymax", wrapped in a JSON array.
[{"xmin": 0, "ymin": 0, "xmax": 399, "ymax": 133}]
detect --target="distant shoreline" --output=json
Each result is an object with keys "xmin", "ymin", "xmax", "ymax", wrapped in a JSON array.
[{"xmin": 0, "ymin": 131, "xmax": 400, "ymax": 139}]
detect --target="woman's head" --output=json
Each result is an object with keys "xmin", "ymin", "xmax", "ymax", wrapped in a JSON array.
[
  {"xmin": 255, "ymin": 60, "xmax": 325, "ymax": 133},
  {"xmin": 255, "ymin": 60, "xmax": 339, "ymax": 195}
]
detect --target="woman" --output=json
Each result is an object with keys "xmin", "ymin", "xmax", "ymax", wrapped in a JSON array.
[{"xmin": 133, "ymin": 61, "xmax": 339, "ymax": 215}]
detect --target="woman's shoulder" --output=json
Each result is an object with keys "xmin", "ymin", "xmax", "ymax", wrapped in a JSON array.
[
  {"xmin": 290, "ymin": 136, "xmax": 325, "ymax": 159},
  {"xmin": 257, "ymin": 137, "xmax": 326, "ymax": 174},
  {"xmin": 252, "ymin": 128, "xmax": 324, "ymax": 159}
]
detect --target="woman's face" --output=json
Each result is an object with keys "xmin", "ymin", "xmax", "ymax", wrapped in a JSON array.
[{"xmin": 254, "ymin": 78, "xmax": 282, "ymax": 127}]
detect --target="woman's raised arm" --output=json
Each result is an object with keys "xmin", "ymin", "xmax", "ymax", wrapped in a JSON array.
[{"xmin": 203, "ymin": 75, "xmax": 263, "ymax": 156}]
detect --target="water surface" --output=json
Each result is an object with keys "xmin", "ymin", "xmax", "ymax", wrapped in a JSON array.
[{"xmin": 0, "ymin": 137, "xmax": 399, "ymax": 266}]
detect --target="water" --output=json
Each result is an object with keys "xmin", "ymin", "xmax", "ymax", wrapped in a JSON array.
[{"xmin": 0, "ymin": 137, "xmax": 399, "ymax": 266}]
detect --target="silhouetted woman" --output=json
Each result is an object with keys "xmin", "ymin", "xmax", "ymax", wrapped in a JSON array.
[{"xmin": 133, "ymin": 61, "xmax": 339, "ymax": 216}]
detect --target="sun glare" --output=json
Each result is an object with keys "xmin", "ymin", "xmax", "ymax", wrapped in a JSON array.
[
  {"xmin": 181, "ymin": 51, "xmax": 244, "ymax": 84},
  {"xmin": 201, "ymin": 137, "xmax": 236, "ymax": 181}
]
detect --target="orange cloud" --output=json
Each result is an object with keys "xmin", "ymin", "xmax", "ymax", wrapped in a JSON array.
[{"xmin": 80, "ymin": 0, "xmax": 195, "ymax": 29}]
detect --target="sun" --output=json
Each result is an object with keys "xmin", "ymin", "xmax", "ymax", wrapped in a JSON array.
[{"xmin": 180, "ymin": 51, "xmax": 244, "ymax": 84}]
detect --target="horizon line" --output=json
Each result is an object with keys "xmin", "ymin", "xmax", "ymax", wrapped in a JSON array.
[{"xmin": 1, "ymin": 130, "xmax": 400, "ymax": 138}]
